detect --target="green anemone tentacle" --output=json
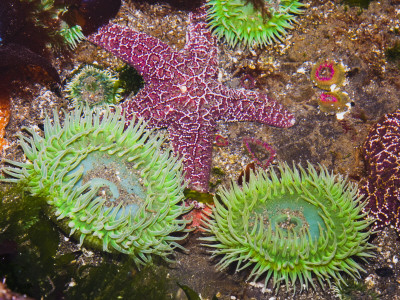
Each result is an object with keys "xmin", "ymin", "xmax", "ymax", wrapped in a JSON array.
[
  {"xmin": 201, "ymin": 162, "xmax": 375, "ymax": 291},
  {"xmin": 2, "ymin": 106, "xmax": 191, "ymax": 266}
]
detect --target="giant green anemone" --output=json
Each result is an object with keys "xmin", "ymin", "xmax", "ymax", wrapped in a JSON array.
[
  {"xmin": 201, "ymin": 163, "xmax": 374, "ymax": 291},
  {"xmin": 206, "ymin": 0, "xmax": 304, "ymax": 48},
  {"xmin": 2, "ymin": 107, "xmax": 191, "ymax": 266}
]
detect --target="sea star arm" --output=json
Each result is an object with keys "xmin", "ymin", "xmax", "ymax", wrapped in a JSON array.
[
  {"xmin": 88, "ymin": 23, "xmax": 179, "ymax": 83},
  {"xmin": 168, "ymin": 123, "xmax": 214, "ymax": 193},
  {"xmin": 218, "ymin": 86, "xmax": 295, "ymax": 128},
  {"xmin": 182, "ymin": 11, "xmax": 219, "ymax": 78}
]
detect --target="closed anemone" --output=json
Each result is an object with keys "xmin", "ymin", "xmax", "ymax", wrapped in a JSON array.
[
  {"xmin": 2, "ymin": 106, "xmax": 191, "ymax": 266},
  {"xmin": 64, "ymin": 65, "xmax": 123, "ymax": 107},
  {"xmin": 201, "ymin": 163, "xmax": 375, "ymax": 291}
]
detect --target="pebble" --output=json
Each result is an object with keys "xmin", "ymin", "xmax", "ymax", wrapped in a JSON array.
[{"xmin": 393, "ymin": 255, "xmax": 398, "ymax": 264}]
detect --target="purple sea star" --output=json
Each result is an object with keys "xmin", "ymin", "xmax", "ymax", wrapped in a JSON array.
[
  {"xmin": 88, "ymin": 9, "xmax": 295, "ymax": 193},
  {"xmin": 360, "ymin": 110, "xmax": 400, "ymax": 233}
]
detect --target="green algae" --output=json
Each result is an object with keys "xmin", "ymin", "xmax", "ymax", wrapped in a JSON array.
[
  {"xmin": 116, "ymin": 64, "xmax": 145, "ymax": 96},
  {"xmin": 67, "ymin": 258, "xmax": 172, "ymax": 300},
  {"xmin": 0, "ymin": 183, "xmax": 65, "ymax": 298},
  {"xmin": 0, "ymin": 183, "xmax": 180, "ymax": 299},
  {"xmin": 385, "ymin": 41, "xmax": 400, "ymax": 64},
  {"xmin": 333, "ymin": 279, "xmax": 380, "ymax": 300},
  {"xmin": 184, "ymin": 189, "xmax": 214, "ymax": 204},
  {"xmin": 177, "ymin": 282, "xmax": 220, "ymax": 300},
  {"xmin": 341, "ymin": 0, "xmax": 374, "ymax": 8},
  {"xmin": 177, "ymin": 283, "xmax": 202, "ymax": 300}
]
